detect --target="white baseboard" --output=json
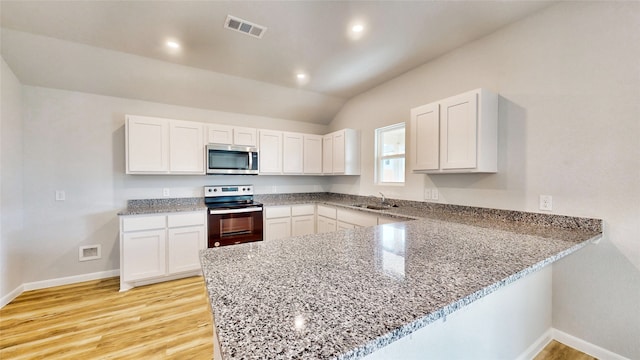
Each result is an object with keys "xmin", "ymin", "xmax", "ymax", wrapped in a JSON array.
[
  {"xmin": 1, "ymin": 284, "xmax": 25, "ymax": 309},
  {"xmin": 516, "ymin": 329, "xmax": 554, "ymax": 360},
  {"xmin": 551, "ymin": 328, "xmax": 630, "ymax": 360},
  {"xmin": 1, "ymin": 269, "xmax": 120, "ymax": 309},
  {"xmin": 23, "ymin": 269, "xmax": 120, "ymax": 291}
]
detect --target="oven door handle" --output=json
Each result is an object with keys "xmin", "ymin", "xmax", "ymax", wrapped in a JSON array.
[{"xmin": 209, "ymin": 207, "xmax": 263, "ymax": 215}]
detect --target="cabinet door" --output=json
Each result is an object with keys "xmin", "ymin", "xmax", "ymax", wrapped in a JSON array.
[
  {"xmin": 170, "ymin": 120, "xmax": 205, "ymax": 173},
  {"xmin": 126, "ymin": 115, "xmax": 169, "ymax": 173},
  {"xmin": 322, "ymin": 135, "xmax": 334, "ymax": 174},
  {"xmin": 234, "ymin": 127, "xmax": 257, "ymax": 146},
  {"xmin": 440, "ymin": 91, "xmax": 478, "ymax": 170},
  {"xmin": 333, "ymin": 131, "xmax": 346, "ymax": 174},
  {"xmin": 207, "ymin": 124, "xmax": 234, "ymax": 145},
  {"xmin": 410, "ymin": 103, "xmax": 440, "ymax": 171},
  {"xmin": 264, "ymin": 218, "xmax": 291, "ymax": 240},
  {"xmin": 317, "ymin": 216, "xmax": 337, "ymax": 234},
  {"xmin": 168, "ymin": 226, "xmax": 206, "ymax": 274},
  {"xmin": 283, "ymin": 132, "xmax": 304, "ymax": 174},
  {"xmin": 337, "ymin": 221, "xmax": 356, "ymax": 231},
  {"xmin": 122, "ymin": 229, "xmax": 167, "ymax": 282},
  {"xmin": 292, "ymin": 215, "xmax": 315, "ymax": 236},
  {"xmin": 303, "ymin": 135, "xmax": 323, "ymax": 174},
  {"xmin": 259, "ymin": 130, "xmax": 283, "ymax": 174}
]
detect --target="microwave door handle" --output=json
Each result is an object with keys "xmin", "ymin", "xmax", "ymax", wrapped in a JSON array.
[
  {"xmin": 248, "ymin": 152, "xmax": 253, "ymax": 171},
  {"xmin": 209, "ymin": 207, "xmax": 262, "ymax": 215}
]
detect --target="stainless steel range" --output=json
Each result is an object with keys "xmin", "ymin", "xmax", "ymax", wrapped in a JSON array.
[{"xmin": 204, "ymin": 185, "xmax": 263, "ymax": 247}]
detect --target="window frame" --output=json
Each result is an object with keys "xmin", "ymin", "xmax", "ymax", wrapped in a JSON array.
[{"xmin": 375, "ymin": 122, "xmax": 406, "ymax": 185}]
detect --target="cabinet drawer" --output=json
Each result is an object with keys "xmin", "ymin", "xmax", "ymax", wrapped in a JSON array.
[
  {"xmin": 337, "ymin": 209, "xmax": 378, "ymax": 227},
  {"xmin": 168, "ymin": 212, "xmax": 205, "ymax": 228},
  {"xmin": 264, "ymin": 206, "xmax": 291, "ymax": 219},
  {"xmin": 122, "ymin": 215, "xmax": 166, "ymax": 232},
  {"xmin": 291, "ymin": 204, "xmax": 315, "ymax": 216},
  {"xmin": 317, "ymin": 205, "xmax": 337, "ymax": 219}
]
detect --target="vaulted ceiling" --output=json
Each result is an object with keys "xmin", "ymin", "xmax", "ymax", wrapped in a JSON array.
[{"xmin": 0, "ymin": 1, "xmax": 553, "ymax": 124}]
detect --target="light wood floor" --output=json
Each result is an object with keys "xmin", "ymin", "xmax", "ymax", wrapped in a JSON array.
[
  {"xmin": 0, "ymin": 276, "xmax": 213, "ymax": 359},
  {"xmin": 1, "ymin": 276, "xmax": 596, "ymax": 359}
]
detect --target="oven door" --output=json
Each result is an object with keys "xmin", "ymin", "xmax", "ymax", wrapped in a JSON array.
[{"xmin": 208, "ymin": 206, "xmax": 263, "ymax": 247}]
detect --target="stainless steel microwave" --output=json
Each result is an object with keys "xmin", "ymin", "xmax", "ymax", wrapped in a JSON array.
[{"xmin": 206, "ymin": 144, "xmax": 259, "ymax": 175}]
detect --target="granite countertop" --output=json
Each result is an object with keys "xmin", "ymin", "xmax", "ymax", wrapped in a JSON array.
[
  {"xmin": 199, "ymin": 194, "xmax": 602, "ymax": 360},
  {"xmin": 117, "ymin": 197, "xmax": 207, "ymax": 215}
]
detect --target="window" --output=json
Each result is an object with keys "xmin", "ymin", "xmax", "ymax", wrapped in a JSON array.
[{"xmin": 375, "ymin": 123, "xmax": 405, "ymax": 184}]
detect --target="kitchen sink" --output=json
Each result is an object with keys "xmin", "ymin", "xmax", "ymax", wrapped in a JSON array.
[{"xmin": 351, "ymin": 204, "xmax": 397, "ymax": 210}]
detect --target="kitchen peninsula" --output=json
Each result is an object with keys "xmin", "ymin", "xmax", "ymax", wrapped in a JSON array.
[{"xmin": 199, "ymin": 195, "xmax": 602, "ymax": 360}]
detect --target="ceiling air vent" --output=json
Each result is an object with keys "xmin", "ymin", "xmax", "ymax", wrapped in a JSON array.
[{"xmin": 224, "ymin": 15, "xmax": 267, "ymax": 39}]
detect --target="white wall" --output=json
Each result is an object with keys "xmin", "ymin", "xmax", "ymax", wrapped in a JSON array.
[
  {"xmin": 1, "ymin": 57, "xmax": 24, "ymax": 302},
  {"xmin": 19, "ymin": 86, "xmax": 330, "ymax": 285},
  {"xmin": 328, "ymin": 2, "xmax": 640, "ymax": 358}
]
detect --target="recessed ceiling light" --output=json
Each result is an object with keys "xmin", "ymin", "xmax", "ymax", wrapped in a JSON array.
[
  {"xmin": 296, "ymin": 73, "xmax": 307, "ymax": 80},
  {"xmin": 352, "ymin": 24, "xmax": 364, "ymax": 33},
  {"xmin": 166, "ymin": 41, "xmax": 180, "ymax": 49}
]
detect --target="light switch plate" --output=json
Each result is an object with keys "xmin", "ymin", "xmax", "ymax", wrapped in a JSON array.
[
  {"xmin": 163, "ymin": 188, "xmax": 170, "ymax": 197},
  {"xmin": 55, "ymin": 190, "xmax": 65, "ymax": 201},
  {"xmin": 424, "ymin": 188, "xmax": 431, "ymax": 200},
  {"xmin": 431, "ymin": 189, "xmax": 439, "ymax": 200}
]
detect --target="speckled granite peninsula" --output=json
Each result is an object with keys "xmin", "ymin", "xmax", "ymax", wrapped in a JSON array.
[{"xmin": 199, "ymin": 194, "xmax": 602, "ymax": 360}]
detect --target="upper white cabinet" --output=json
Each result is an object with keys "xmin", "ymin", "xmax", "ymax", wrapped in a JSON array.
[
  {"xmin": 170, "ymin": 120, "xmax": 204, "ymax": 173},
  {"xmin": 259, "ymin": 130, "xmax": 283, "ymax": 174},
  {"xmin": 303, "ymin": 134, "xmax": 323, "ymax": 174},
  {"xmin": 322, "ymin": 135, "xmax": 333, "ymax": 174},
  {"xmin": 410, "ymin": 88, "xmax": 498, "ymax": 174},
  {"xmin": 126, "ymin": 115, "xmax": 170, "ymax": 173},
  {"xmin": 126, "ymin": 115, "xmax": 204, "ymax": 175},
  {"xmin": 283, "ymin": 132, "xmax": 304, "ymax": 174},
  {"xmin": 207, "ymin": 125, "xmax": 257, "ymax": 146},
  {"xmin": 324, "ymin": 129, "xmax": 360, "ymax": 175}
]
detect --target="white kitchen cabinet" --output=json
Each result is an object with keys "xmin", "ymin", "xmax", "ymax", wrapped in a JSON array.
[
  {"xmin": 207, "ymin": 124, "xmax": 234, "ymax": 145},
  {"xmin": 169, "ymin": 120, "xmax": 204, "ymax": 174},
  {"xmin": 126, "ymin": 115, "xmax": 205, "ymax": 174},
  {"xmin": 378, "ymin": 216, "xmax": 402, "ymax": 225},
  {"xmin": 410, "ymin": 103, "xmax": 440, "ymax": 171},
  {"xmin": 167, "ymin": 226, "xmax": 206, "ymax": 274},
  {"xmin": 233, "ymin": 127, "xmax": 257, "ymax": 146},
  {"xmin": 324, "ymin": 129, "xmax": 360, "ymax": 175},
  {"xmin": 410, "ymin": 88, "xmax": 498, "ymax": 174},
  {"xmin": 337, "ymin": 208, "xmax": 378, "ymax": 228},
  {"xmin": 126, "ymin": 115, "xmax": 170, "ymax": 173},
  {"xmin": 337, "ymin": 221, "xmax": 356, "ymax": 231},
  {"xmin": 259, "ymin": 130, "xmax": 283, "ymax": 174},
  {"xmin": 291, "ymin": 204, "xmax": 315, "ymax": 236},
  {"xmin": 322, "ymin": 135, "xmax": 333, "ymax": 174},
  {"xmin": 207, "ymin": 125, "xmax": 257, "ymax": 146},
  {"xmin": 265, "ymin": 218, "xmax": 292, "ymax": 240},
  {"xmin": 317, "ymin": 216, "xmax": 337, "ymax": 233},
  {"xmin": 119, "ymin": 211, "xmax": 206, "ymax": 291},
  {"xmin": 283, "ymin": 132, "xmax": 304, "ymax": 174},
  {"xmin": 316, "ymin": 204, "xmax": 338, "ymax": 233},
  {"xmin": 303, "ymin": 134, "xmax": 323, "ymax": 174},
  {"xmin": 122, "ymin": 229, "xmax": 167, "ymax": 282},
  {"xmin": 264, "ymin": 205, "xmax": 292, "ymax": 240}
]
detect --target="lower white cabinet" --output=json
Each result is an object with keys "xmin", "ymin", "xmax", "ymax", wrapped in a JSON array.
[
  {"xmin": 264, "ymin": 204, "xmax": 316, "ymax": 240},
  {"xmin": 337, "ymin": 221, "xmax": 357, "ymax": 231},
  {"xmin": 265, "ymin": 217, "xmax": 292, "ymax": 241},
  {"xmin": 120, "ymin": 211, "xmax": 206, "ymax": 291},
  {"xmin": 317, "ymin": 216, "xmax": 337, "ymax": 233},
  {"xmin": 292, "ymin": 215, "xmax": 315, "ymax": 236}
]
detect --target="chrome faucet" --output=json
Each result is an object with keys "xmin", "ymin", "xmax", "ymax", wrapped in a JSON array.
[{"xmin": 379, "ymin": 192, "xmax": 386, "ymax": 205}]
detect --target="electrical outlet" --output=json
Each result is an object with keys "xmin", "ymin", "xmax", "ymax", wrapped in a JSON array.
[
  {"xmin": 55, "ymin": 190, "xmax": 66, "ymax": 201},
  {"xmin": 272, "ymin": 185, "xmax": 277, "ymax": 193},
  {"xmin": 424, "ymin": 188, "xmax": 431, "ymax": 200},
  {"xmin": 163, "ymin": 188, "xmax": 170, "ymax": 197},
  {"xmin": 539, "ymin": 195, "xmax": 552, "ymax": 211},
  {"xmin": 431, "ymin": 188, "xmax": 439, "ymax": 200}
]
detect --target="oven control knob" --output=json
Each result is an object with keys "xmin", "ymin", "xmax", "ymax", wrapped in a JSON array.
[
  {"xmin": 242, "ymin": 187, "xmax": 247, "ymax": 191},
  {"xmin": 213, "ymin": 188, "xmax": 218, "ymax": 192}
]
